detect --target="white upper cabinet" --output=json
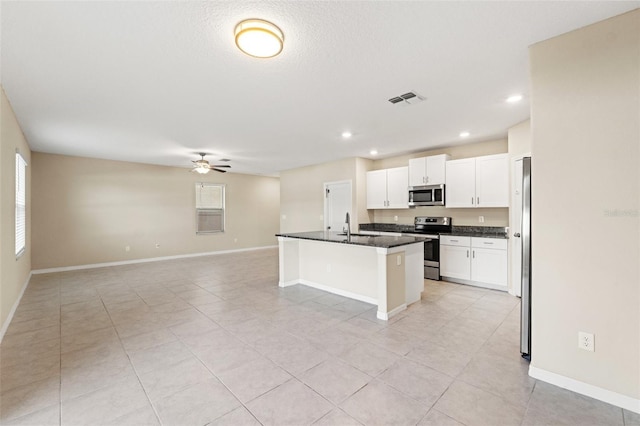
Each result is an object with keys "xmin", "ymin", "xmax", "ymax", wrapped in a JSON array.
[
  {"xmin": 445, "ymin": 158, "xmax": 476, "ymax": 207},
  {"xmin": 366, "ymin": 169, "xmax": 388, "ymax": 209},
  {"xmin": 366, "ymin": 167, "xmax": 408, "ymax": 209},
  {"xmin": 386, "ymin": 167, "xmax": 409, "ymax": 208},
  {"xmin": 408, "ymin": 154, "xmax": 450, "ymax": 186},
  {"xmin": 476, "ymin": 154, "xmax": 509, "ymax": 207},
  {"xmin": 445, "ymin": 154, "xmax": 508, "ymax": 208}
]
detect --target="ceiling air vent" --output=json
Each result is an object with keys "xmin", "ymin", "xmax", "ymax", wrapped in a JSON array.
[{"xmin": 388, "ymin": 91, "xmax": 426, "ymax": 106}]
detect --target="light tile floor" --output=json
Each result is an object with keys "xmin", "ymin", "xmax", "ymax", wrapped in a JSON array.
[{"xmin": 1, "ymin": 248, "xmax": 637, "ymax": 426}]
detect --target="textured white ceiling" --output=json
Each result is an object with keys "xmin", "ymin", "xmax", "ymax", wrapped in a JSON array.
[{"xmin": 2, "ymin": 1, "xmax": 638, "ymax": 175}]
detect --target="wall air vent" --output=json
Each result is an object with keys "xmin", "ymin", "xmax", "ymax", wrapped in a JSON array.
[{"xmin": 388, "ymin": 91, "xmax": 426, "ymax": 106}]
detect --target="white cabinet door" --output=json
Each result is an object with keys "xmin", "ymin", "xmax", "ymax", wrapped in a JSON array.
[
  {"xmin": 386, "ymin": 167, "xmax": 409, "ymax": 209},
  {"xmin": 408, "ymin": 158, "xmax": 427, "ymax": 186},
  {"xmin": 445, "ymin": 158, "xmax": 476, "ymax": 207},
  {"xmin": 440, "ymin": 244, "xmax": 471, "ymax": 280},
  {"xmin": 476, "ymin": 154, "xmax": 509, "ymax": 207},
  {"xmin": 366, "ymin": 170, "xmax": 387, "ymax": 209},
  {"xmin": 471, "ymin": 247, "xmax": 508, "ymax": 287},
  {"xmin": 425, "ymin": 154, "xmax": 448, "ymax": 185}
]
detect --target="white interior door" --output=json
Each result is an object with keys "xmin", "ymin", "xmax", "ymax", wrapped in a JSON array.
[
  {"xmin": 511, "ymin": 158, "xmax": 523, "ymax": 297},
  {"xmin": 324, "ymin": 181, "xmax": 352, "ymax": 233}
]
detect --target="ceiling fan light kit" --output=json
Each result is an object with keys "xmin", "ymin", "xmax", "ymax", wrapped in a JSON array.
[
  {"xmin": 191, "ymin": 153, "xmax": 230, "ymax": 174},
  {"xmin": 234, "ymin": 19, "xmax": 284, "ymax": 58}
]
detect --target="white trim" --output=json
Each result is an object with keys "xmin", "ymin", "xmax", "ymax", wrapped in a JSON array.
[
  {"xmin": 0, "ymin": 272, "xmax": 32, "ymax": 344},
  {"xmin": 31, "ymin": 245, "xmax": 277, "ymax": 274},
  {"xmin": 441, "ymin": 276, "xmax": 508, "ymax": 292},
  {"xmin": 377, "ymin": 303, "xmax": 407, "ymax": 321},
  {"xmin": 529, "ymin": 365, "xmax": 640, "ymax": 414},
  {"xmin": 278, "ymin": 279, "xmax": 299, "ymax": 288},
  {"xmin": 296, "ymin": 279, "xmax": 378, "ymax": 306}
]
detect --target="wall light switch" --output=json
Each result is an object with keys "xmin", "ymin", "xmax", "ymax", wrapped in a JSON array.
[{"xmin": 396, "ymin": 255, "xmax": 402, "ymax": 266}]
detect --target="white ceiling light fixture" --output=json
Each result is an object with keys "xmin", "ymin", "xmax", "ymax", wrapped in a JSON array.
[
  {"xmin": 459, "ymin": 131, "xmax": 470, "ymax": 138},
  {"xmin": 506, "ymin": 94, "xmax": 523, "ymax": 103},
  {"xmin": 234, "ymin": 19, "xmax": 284, "ymax": 58},
  {"xmin": 370, "ymin": 149, "xmax": 378, "ymax": 156},
  {"xmin": 341, "ymin": 131, "xmax": 352, "ymax": 139}
]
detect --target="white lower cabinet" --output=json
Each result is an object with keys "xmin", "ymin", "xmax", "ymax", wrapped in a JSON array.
[{"xmin": 440, "ymin": 235, "xmax": 507, "ymax": 290}]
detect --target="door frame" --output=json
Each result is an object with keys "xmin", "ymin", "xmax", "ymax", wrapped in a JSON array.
[{"xmin": 323, "ymin": 180, "xmax": 353, "ymax": 232}]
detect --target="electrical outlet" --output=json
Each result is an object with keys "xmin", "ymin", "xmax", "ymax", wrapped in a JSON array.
[
  {"xmin": 578, "ymin": 332, "xmax": 595, "ymax": 352},
  {"xmin": 479, "ymin": 216, "xmax": 485, "ymax": 223},
  {"xmin": 125, "ymin": 245, "xmax": 130, "ymax": 252},
  {"xmin": 155, "ymin": 243, "xmax": 160, "ymax": 249},
  {"xmin": 394, "ymin": 215, "xmax": 398, "ymax": 222},
  {"xmin": 396, "ymin": 255, "xmax": 402, "ymax": 266},
  {"xmin": 234, "ymin": 238, "xmax": 238, "ymax": 243}
]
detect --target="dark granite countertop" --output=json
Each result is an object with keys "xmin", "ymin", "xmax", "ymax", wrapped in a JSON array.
[
  {"xmin": 276, "ymin": 231, "xmax": 429, "ymax": 248},
  {"xmin": 359, "ymin": 223, "xmax": 509, "ymax": 239},
  {"xmin": 442, "ymin": 226, "xmax": 509, "ymax": 239}
]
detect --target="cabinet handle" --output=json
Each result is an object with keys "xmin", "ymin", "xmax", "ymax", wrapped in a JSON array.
[
  {"xmin": 450, "ymin": 239, "xmax": 458, "ymax": 242},
  {"xmin": 477, "ymin": 197, "xmax": 480, "ymax": 205},
  {"xmin": 426, "ymin": 176, "xmax": 429, "ymax": 183},
  {"xmin": 472, "ymin": 250, "xmax": 475, "ymax": 258},
  {"xmin": 483, "ymin": 242, "xmax": 493, "ymax": 245},
  {"xmin": 466, "ymin": 250, "xmax": 469, "ymax": 258},
  {"xmin": 471, "ymin": 197, "xmax": 474, "ymax": 205}
]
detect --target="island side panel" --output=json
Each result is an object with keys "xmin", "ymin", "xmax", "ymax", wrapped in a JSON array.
[
  {"xmin": 404, "ymin": 242, "xmax": 424, "ymax": 305},
  {"xmin": 278, "ymin": 237, "xmax": 300, "ymax": 286},
  {"xmin": 376, "ymin": 248, "xmax": 407, "ymax": 320},
  {"xmin": 297, "ymin": 239, "xmax": 378, "ymax": 304}
]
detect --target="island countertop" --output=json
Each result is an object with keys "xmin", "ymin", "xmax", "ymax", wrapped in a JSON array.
[{"xmin": 276, "ymin": 231, "xmax": 429, "ymax": 249}]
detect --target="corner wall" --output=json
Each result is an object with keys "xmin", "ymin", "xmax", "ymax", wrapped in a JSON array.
[
  {"xmin": 530, "ymin": 9, "xmax": 639, "ymax": 406},
  {"xmin": 31, "ymin": 153, "xmax": 280, "ymax": 270},
  {"xmin": 0, "ymin": 87, "xmax": 32, "ymax": 335}
]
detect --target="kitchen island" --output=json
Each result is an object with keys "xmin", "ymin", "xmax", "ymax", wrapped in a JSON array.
[{"xmin": 276, "ymin": 231, "xmax": 425, "ymax": 320}]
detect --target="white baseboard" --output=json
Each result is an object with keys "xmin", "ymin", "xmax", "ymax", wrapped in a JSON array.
[
  {"xmin": 529, "ymin": 365, "xmax": 640, "ymax": 414},
  {"xmin": 441, "ymin": 276, "xmax": 508, "ymax": 292},
  {"xmin": 31, "ymin": 245, "xmax": 278, "ymax": 274},
  {"xmin": 0, "ymin": 272, "xmax": 32, "ymax": 345},
  {"xmin": 296, "ymin": 279, "xmax": 378, "ymax": 306},
  {"xmin": 278, "ymin": 279, "xmax": 299, "ymax": 287},
  {"xmin": 377, "ymin": 303, "xmax": 407, "ymax": 321}
]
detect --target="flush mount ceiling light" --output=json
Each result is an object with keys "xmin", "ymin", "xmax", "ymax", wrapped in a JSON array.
[
  {"xmin": 506, "ymin": 94, "xmax": 523, "ymax": 103},
  {"xmin": 234, "ymin": 19, "xmax": 284, "ymax": 58},
  {"xmin": 459, "ymin": 131, "xmax": 470, "ymax": 138},
  {"xmin": 341, "ymin": 131, "xmax": 352, "ymax": 139},
  {"xmin": 370, "ymin": 149, "xmax": 378, "ymax": 156}
]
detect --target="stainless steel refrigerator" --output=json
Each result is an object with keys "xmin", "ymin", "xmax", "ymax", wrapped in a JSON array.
[{"xmin": 518, "ymin": 157, "xmax": 532, "ymax": 359}]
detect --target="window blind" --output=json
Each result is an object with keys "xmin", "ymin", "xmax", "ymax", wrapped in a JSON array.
[
  {"xmin": 195, "ymin": 183, "xmax": 225, "ymax": 234},
  {"xmin": 15, "ymin": 153, "xmax": 27, "ymax": 257}
]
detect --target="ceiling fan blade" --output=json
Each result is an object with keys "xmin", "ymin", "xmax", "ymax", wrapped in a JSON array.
[
  {"xmin": 211, "ymin": 165, "xmax": 231, "ymax": 168},
  {"xmin": 212, "ymin": 168, "xmax": 227, "ymax": 173}
]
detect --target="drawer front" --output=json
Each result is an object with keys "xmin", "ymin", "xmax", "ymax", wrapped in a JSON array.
[
  {"xmin": 440, "ymin": 235, "xmax": 471, "ymax": 247},
  {"xmin": 472, "ymin": 237, "xmax": 507, "ymax": 250}
]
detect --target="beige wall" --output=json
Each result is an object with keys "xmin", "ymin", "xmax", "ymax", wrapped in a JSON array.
[
  {"xmin": 530, "ymin": 9, "xmax": 639, "ymax": 401},
  {"xmin": 279, "ymin": 157, "xmax": 373, "ymax": 233},
  {"xmin": 0, "ymin": 88, "xmax": 32, "ymax": 334},
  {"xmin": 31, "ymin": 153, "xmax": 280, "ymax": 269},
  {"xmin": 372, "ymin": 138, "xmax": 509, "ymax": 227}
]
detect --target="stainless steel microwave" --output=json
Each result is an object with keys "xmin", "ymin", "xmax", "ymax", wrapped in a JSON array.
[{"xmin": 408, "ymin": 184, "xmax": 445, "ymax": 207}]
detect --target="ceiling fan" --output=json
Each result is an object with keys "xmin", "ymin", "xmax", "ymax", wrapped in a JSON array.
[{"xmin": 191, "ymin": 153, "xmax": 231, "ymax": 174}]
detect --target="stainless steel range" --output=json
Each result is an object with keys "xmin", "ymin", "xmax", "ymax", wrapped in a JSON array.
[{"xmin": 405, "ymin": 217, "xmax": 452, "ymax": 280}]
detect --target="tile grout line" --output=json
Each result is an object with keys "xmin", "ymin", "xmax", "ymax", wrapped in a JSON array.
[{"xmin": 97, "ymin": 283, "xmax": 164, "ymax": 426}]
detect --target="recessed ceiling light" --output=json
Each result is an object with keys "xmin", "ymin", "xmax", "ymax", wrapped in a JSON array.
[
  {"xmin": 370, "ymin": 149, "xmax": 378, "ymax": 156},
  {"xmin": 341, "ymin": 131, "xmax": 352, "ymax": 139},
  {"xmin": 234, "ymin": 19, "xmax": 284, "ymax": 58},
  {"xmin": 459, "ymin": 131, "xmax": 470, "ymax": 138},
  {"xmin": 506, "ymin": 94, "xmax": 523, "ymax": 103}
]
